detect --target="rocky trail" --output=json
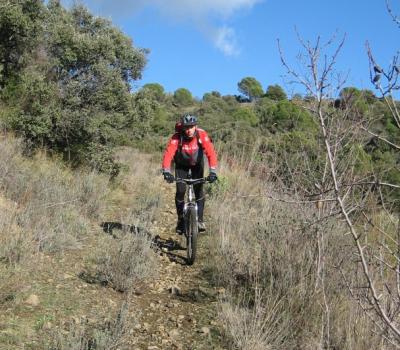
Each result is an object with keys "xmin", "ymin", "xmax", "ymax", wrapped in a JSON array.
[
  {"xmin": 107, "ymin": 182, "xmax": 227, "ymax": 350},
  {"xmin": 0, "ymin": 155, "xmax": 228, "ymax": 349}
]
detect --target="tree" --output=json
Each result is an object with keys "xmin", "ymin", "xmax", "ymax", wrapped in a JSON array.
[
  {"xmin": 232, "ymin": 107, "xmax": 258, "ymax": 126},
  {"xmin": 142, "ymin": 83, "xmax": 165, "ymax": 101},
  {"xmin": 173, "ymin": 88, "xmax": 193, "ymax": 106},
  {"xmin": 237, "ymin": 77, "xmax": 264, "ymax": 101},
  {"xmin": 1, "ymin": 2, "xmax": 147, "ymax": 174},
  {"xmin": 279, "ymin": 29, "xmax": 400, "ymax": 344},
  {"xmin": 0, "ymin": 0, "xmax": 44, "ymax": 86},
  {"xmin": 265, "ymin": 84, "xmax": 287, "ymax": 101},
  {"xmin": 257, "ymin": 99, "xmax": 315, "ymax": 132}
]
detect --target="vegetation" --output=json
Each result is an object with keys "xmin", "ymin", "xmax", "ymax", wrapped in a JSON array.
[
  {"xmin": 0, "ymin": 0, "xmax": 399, "ymax": 349},
  {"xmin": 237, "ymin": 76, "xmax": 264, "ymax": 101},
  {"xmin": 0, "ymin": 0, "xmax": 146, "ymax": 174}
]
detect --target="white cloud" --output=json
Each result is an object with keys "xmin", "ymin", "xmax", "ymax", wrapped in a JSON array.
[
  {"xmin": 213, "ymin": 26, "xmax": 240, "ymax": 56},
  {"xmin": 76, "ymin": 0, "xmax": 263, "ymax": 56},
  {"xmin": 150, "ymin": 0, "xmax": 262, "ymax": 18}
]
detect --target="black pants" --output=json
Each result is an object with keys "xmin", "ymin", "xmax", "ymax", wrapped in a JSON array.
[{"xmin": 175, "ymin": 160, "xmax": 205, "ymax": 222}]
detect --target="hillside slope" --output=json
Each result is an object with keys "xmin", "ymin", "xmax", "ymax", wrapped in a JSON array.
[{"xmin": 0, "ymin": 138, "xmax": 226, "ymax": 349}]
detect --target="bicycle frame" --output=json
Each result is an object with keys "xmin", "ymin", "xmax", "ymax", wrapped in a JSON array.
[
  {"xmin": 175, "ymin": 171, "xmax": 207, "ymax": 265},
  {"xmin": 176, "ymin": 180, "xmax": 205, "ymax": 226},
  {"xmin": 184, "ymin": 180, "xmax": 198, "ymax": 224}
]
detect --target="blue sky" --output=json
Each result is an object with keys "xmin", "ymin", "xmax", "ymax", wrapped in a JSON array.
[{"xmin": 65, "ymin": 0, "xmax": 399, "ymax": 99}]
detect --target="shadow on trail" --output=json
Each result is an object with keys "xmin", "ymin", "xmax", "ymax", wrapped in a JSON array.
[
  {"xmin": 101, "ymin": 221, "xmax": 149, "ymax": 237},
  {"xmin": 153, "ymin": 235, "xmax": 189, "ymax": 266},
  {"xmin": 100, "ymin": 221, "xmax": 189, "ymax": 265}
]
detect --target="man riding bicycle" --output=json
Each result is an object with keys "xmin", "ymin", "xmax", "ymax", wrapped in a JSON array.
[{"xmin": 162, "ymin": 114, "xmax": 218, "ymax": 234}]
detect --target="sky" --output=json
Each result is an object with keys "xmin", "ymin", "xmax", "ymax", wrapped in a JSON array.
[{"xmin": 63, "ymin": 0, "xmax": 399, "ymax": 99}]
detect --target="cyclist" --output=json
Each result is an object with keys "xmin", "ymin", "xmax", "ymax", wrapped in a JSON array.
[{"xmin": 162, "ymin": 114, "xmax": 218, "ymax": 234}]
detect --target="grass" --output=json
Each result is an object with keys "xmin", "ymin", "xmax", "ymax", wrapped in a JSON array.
[
  {"xmin": 46, "ymin": 302, "xmax": 132, "ymax": 350},
  {"xmin": 0, "ymin": 135, "xmax": 152, "ymax": 348},
  {"xmin": 89, "ymin": 227, "xmax": 158, "ymax": 292},
  {"xmin": 0, "ymin": 137, "xmax": 109, "ymax": 254},
  {"xmin": 205, "ymin": 154, "xmax": 394, "ymax": 349}
]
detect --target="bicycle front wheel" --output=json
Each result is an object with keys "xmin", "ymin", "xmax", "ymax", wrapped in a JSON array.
[{"xmin": 186, "ymin": 207, "xmax": 198, "ymax": 265}]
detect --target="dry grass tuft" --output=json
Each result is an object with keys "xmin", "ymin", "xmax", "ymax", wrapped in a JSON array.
[
  {"xmin": 48, "ymin": 302, "xmax": 132, "ymax": 350},
  {"xmin": 91, "ymin": 228, "xmax": 157, "ymax": 292},
  {"xmin": 0, "ymin": 136, "xmax": 109, "ymax": 254}
]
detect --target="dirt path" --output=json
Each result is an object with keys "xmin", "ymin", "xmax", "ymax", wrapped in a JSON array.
[{"xmin": 122, "ymin": 184, "xmax": 227, "ymax": 350}]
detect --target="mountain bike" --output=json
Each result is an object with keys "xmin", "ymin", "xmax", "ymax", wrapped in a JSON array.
[{"xmin": 175, "ymin": 173, "xmax": 208, "ymax": 265}]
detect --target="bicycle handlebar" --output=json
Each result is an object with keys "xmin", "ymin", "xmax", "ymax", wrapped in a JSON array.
[{"xmin": 174, "ymin": 177, "xmax": 208, "ymax": 185}]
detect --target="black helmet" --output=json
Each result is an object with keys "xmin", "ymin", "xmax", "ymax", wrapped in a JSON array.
[{"xmin": 181, "ymin": 114, "xmax": 198, "ymax": 127}]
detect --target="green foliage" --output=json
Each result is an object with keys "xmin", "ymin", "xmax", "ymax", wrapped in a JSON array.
[
  {"xmin": 206, "ymin": 175, "xmax": 230, "ymax": 198},
  {"xmin": 337, "ymin": 87, "xmax": 375, "ymax": 115},
  {"xmin": 262, "ymin": 130, "xmax": 323, "ymax": 190},
  {"xmin": 257, "ymin": 99, "xmax": 316, "ymax": 133},
  {"xmin": 3, "ymin": 69, "xmax": 60, "ymax": 144},
  {"xmin": 351, "ymin": 144, "xmax": 373, "ymax": 175},
  {"xmin": 173, "ymin": 88, "xmax": 193, "ymax": 106},
  {"xmin": 232, "ymin": 107, "xmax": 259, "ymax": 126},
  {"xmin": 142, "ymin": 83, "xmax": 165, "ymax": 101},
  {"xmin": 0, "ymin": 2, "xmax": 147, "ymax": 174},
  {"xmin": 0, "ymin": 0, "xmax": 44, "ymax": 86},
  {"xmin": 264, "ymin": 84, "xmax": 287, "ymax": 101},
  {"xmin": 237, "ymin": 77, "xmax": 264, "ymax": 101},
  {"xmin": 361, "ymin": 89, "xmax": 377, "ymax": 104},
  {"xmin": 84, "ymin": 143, "xmax": 122, "ymax": 177}
]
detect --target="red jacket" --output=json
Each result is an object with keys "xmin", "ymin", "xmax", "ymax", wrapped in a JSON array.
[{"xmin": 162, "ymin": 128, "xmax": 217, "ymax": 171}]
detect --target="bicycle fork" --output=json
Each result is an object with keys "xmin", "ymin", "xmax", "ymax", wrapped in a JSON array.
[{"xmin": 184, "ymin": 186, "xmax": 198, "ymax": 232}]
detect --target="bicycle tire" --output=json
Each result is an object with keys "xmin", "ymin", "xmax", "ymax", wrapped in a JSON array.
[{"xmin": 186, "ymin": 207, "xmax": 198, "ymax": 265}]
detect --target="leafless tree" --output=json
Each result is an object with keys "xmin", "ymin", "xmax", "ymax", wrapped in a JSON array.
[{"xmin": 278, "ymin": 22, "xmax": 400, "ymax": 345}]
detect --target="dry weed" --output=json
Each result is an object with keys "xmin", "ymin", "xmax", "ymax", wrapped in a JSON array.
[
  {"xmin": 91, "ymin": 228, "xmax": 157, "ymax": 292},
  {"xmin": 48, "ymin": 302, "xmax": 132, "ymax": 350},
  {"xmin": 0, "ymin": 136, "xmax": 108, "ymax": 253}
]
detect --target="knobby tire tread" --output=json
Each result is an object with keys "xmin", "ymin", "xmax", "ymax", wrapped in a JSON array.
[{"xmin": 186, "ymin": 207, "xmax": 198, "ymax": 265}]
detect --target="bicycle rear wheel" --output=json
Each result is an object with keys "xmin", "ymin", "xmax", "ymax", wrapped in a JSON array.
[{"xmin": 185, "ymin": 207, "xmax": 198, "ymax": 265}]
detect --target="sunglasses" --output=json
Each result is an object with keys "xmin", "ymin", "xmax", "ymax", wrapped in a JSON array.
[{"xmin": 183, "ymin": 125, "xmax": 196, "ymax": 130}]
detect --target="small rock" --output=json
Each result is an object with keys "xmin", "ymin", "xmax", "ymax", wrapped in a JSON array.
[
  {"xmin": 147, "ymin": 346, "xmax": 159, "ymax": 350},
  {"xmin": 25, "ymin": 294, "xmax": 39, "ymax": 306},
  {"xmin": 200, "ymin": 327, "xmax": 210, "ymax": 335},
  {"xmin": 168, "ymin": 329, "xmax": 180, "ymax": 338},
  {"xmin": 150, "ymin": 302, "xmax": 156, "ymax": 308},
  {"xmin": 43, "ymin": 322, "xmax": 52, "ymax": 330},
  {"xmin": 169, "ymin": 286, "xmax": 181, "ymax": 296}
]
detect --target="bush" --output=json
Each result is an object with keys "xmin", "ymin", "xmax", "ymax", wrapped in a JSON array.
[
  {"xmin": 264, "ymin": 84, "xmax": 287, "ymax": 101},
  {"xmin": 173, "ymin": 88, "xmax": 193, "ymax": 106},
  {"xmin": 48, "ymin": 302, "xmax": 132, "ymax": 350},
  {"xmin": 92, "ymin": 230, "xmax": 157, "ymax": 292}
]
